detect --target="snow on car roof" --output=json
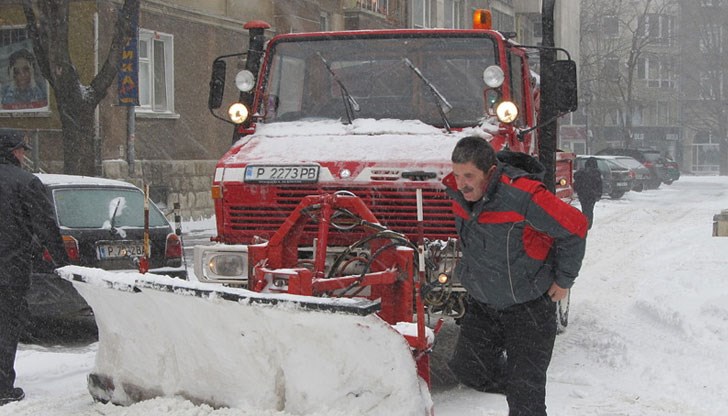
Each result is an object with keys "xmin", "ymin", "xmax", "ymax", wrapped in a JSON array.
[{"xmin": 35, "ymin": 173, "xmax": 140, "ymax": 189}]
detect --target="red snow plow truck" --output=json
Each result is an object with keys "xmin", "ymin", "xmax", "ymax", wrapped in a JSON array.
[
  {"xmin": 60, "ymin": 10, "xmax": 578, "ymax": 415},
  {"xmin": 198, "ymin": 14, "xmax": 578, "ymax": 320}
]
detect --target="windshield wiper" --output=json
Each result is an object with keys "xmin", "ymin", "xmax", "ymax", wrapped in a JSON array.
[
  {"xmin": 317, "ymin": 52, "xmax": 360, "ymax": 124},
  {"xmin": 403, "ymin": 58, "xmax": 452, "ymax": 132},
  {"xmin": 109, "ymin": 199, "xmax": 121, "ymax": 236}
]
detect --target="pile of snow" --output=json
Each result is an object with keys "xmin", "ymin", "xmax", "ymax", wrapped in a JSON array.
[
  {"xmin": 56, "ymin": 267, "xmax": 432, "ymax": 415},
  {"xmin": 2, "ymin": 175, "xmax": 728, "ymax": 415}
]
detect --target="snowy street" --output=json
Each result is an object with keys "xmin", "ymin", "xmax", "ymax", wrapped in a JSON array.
[{"xmin": 3, "ymin": 175, "xmax": 728, "ymax": 415}]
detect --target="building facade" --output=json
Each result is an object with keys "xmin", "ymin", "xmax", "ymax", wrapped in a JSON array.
[
  {"xmin": 677, "ymin": 0, "xmax": 728, "ymax": 174},
  {"xmin": 576, "ymin": 0, "xmax": 681, "ymax": 162},
  {"xmin": 578, "ymin": 0, "xmax": 728, "ymax": 175}
]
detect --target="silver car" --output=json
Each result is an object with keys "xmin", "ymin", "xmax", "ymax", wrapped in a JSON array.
[{"xmin": 29, "ymin": 174, "xmax": 187, "ymax": 327}]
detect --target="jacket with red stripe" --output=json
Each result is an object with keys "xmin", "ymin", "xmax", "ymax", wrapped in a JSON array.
[{"xmin": 443, "ymin": 157, "xmax": 588, "ymax": 310}]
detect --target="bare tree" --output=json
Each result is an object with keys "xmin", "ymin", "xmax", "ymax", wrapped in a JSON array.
[
  {"xmin": 580, "ymin": 0, "xmax": 678, "ymax": 149},
  {"xmin": 679, "ymin": 1, "xmax": 728, "ymax": 175},
  {"xmin": 22, "ymin": 0, "xmax": 140, "ymax": 176}
]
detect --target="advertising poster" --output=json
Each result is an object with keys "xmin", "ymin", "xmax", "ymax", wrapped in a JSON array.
[{"xmin": 0, "ymin": 37, "xmax": 49, "ymax": 112}]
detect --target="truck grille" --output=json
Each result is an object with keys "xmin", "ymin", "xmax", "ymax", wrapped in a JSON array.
[{"xmin": 224, "ymin": 185, "xmax": 456, "ymax": 244}]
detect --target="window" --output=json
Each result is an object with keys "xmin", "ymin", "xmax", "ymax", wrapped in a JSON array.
[
  {"xmin": 656, "ymin": 101, "xmax": 674, "ymax": 125},
  {"xmin": 533, "ymin": 20, "xmax": 542, "ymax": 38},
  {"xmin": 699, "ymin": 70, "xmax": 724, "ymax": 99},
  {"xmin": 360, "ymin": 0, "xmax": 389, "ymax": 15},
  {"xmin": 638, "ymin": 56, "xmax": 674, "ymax": 89},
  {"xmin": 639, "ymin": 14, "xmax": 673, "ymax": 45},
  {"xmin": 0, "ymin": 26, "xmax": 50, "ymax": 113},
  {"xmin": 137, "ymin": 29, "xmax": 174, "ymax": 115},
  {"xmin": 411, "ymin": 0, "xmax": 432, "ymax": 28},
  {"xmin": 320, "ymin": 12, "xmax": 330, "ymax": 31},
  {"xmin": 53, "ymin": 188, "xmax": 168, "ymax": 228},
  {"xmin": 602, "ymin": 15, "xmax": 619, "ymax": 38},
  {"xmin": 444, "ymin": 0, "xmax": 462, "ymax": 29},
  {"xmin": 700, "ymin": 0, "xmax": 721, "ymax": 6},
  {"xmin": 631, "ymin": 106, "xmax": 643, "ymax": 126},
  {"xmin": 699, "ymin": 24, "xmax": 723, "ymax": 53},
  {"xmin": 692, "ymin": 132, "xmax": 719, "ymax": 174},
  {"xmin": 492, "ymin": 9, "xmax": 515, "ymax": 32},
  {"xmin": 603, "ymin": 56, "xmax": 620, "ymax": 81},
  {"xmin": 508, "ymin": 51, "xmax": 526, "ymax": 127}
]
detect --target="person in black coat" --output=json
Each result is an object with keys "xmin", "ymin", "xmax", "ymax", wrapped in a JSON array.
[
  {"xmin": 573, "ymin": 157, "xmax": 603, "ymax": 229},
  {"xmin": 0, "ymin": 129, "xmax": 67, "ymax": 406}
]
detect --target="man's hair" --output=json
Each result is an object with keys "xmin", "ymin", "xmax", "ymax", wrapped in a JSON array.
[
  {"xmin": 451, "ymin": 136, "xmax": 497, "ymax": 173},
  {"xmin": 8, "ymin": 49, "xmax": 35, "ymax": 74}
]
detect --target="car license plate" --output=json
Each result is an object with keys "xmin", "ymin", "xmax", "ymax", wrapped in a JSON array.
[
  {"xmin": 97, "ymin": 241, "xmax": 145, "ymax": 260},
  {"xmin": 617, "ymin": 182, "xmax": 628, "ymax": 187},
  {"xmin": 244, "ymin": 165, "xmax": 320, "ymax": 183}
]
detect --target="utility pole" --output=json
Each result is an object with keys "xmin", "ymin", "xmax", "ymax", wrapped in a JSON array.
[{"xmin": 539, "ymin": 0, "xmax": 557, "ymax": 193}]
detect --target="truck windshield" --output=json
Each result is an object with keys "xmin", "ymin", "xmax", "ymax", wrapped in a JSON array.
[{"xmin": 260, "ymin": 34, "xmax": 498, "ymax": 128}]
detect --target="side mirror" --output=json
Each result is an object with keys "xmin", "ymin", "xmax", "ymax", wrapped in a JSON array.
[
  {"xmin": 208, "ymin": 60, "xmax": 227, "ymax": 110},
  {"xmin": 552, "ymin": 60, "xmax": 578, "ymax": 113}
]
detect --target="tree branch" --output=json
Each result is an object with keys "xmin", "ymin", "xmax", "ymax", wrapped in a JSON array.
[{"xmin": 22, "ymin": 0, "xmax": 53, "ymax": 89}]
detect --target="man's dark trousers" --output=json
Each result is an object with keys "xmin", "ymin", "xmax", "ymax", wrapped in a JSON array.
[
  {"xmin": 0, "ymin": 287, "xmax": 27, "ymax": 393},
  {"xmin": 449, "ymin": 293, "xmax": 558, "ymax": 416}
]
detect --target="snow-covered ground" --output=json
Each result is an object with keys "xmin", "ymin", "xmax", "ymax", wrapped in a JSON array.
[{"xmin": 3, "ymin": 175, "xmax": 728, "ymax": 415}]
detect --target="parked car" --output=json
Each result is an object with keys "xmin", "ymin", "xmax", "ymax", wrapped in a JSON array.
[
  {"xmin": 28, "ymin": 174, "xmax": 187, "ymax": 327},
  {"xmin": 663, "ymin": 156, "xmax": 680, "ymax": 185},
  {"xmin": 610, "ymin": 156, "xmax": 651, "ymax": 192},
  {"xmin": 595, "ymin": 148, "xmax": 667, "ymax": 189},
  {"xmin": 575, "ymin": 155, "xmax": 632, "ymax": 199}
]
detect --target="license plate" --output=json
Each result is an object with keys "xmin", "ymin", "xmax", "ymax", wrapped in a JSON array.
[
  {"xmin": 97, "ymin": 241, "xmax": 145, "ymax": 260},
  {"xmin": 244, "ymin": 165, "xmax": 320, "ymax": 183},
  {"xmin": 617, "ymin": 182, "xmax": 628, "ymax": 187}
]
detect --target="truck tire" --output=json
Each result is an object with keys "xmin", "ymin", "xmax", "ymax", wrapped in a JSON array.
[{"xmin": 608, "ymin": 191, "xmax": 625, "ymax": 199}]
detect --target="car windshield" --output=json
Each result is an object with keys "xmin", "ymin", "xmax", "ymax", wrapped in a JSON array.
[
  {"xmin": 260, "ymin": 34, "xmax": 498, "ymax": 127},
  {"xmin": 53, "ymin": 188, "xmax": 169, "ymax": 229}
]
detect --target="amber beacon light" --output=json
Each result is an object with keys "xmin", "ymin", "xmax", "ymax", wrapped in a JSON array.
[{"xmin": 473, "ymin": 9, "xmax": 492, "ymax": 30}]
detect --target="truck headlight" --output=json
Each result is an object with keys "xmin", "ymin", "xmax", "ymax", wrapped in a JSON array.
[
  {"xmin": 209, "ymin": 254, "xmax": 246, "ymax": 276},
  {"xmin": 483, "ymin": 65, "xmax": 505, "ymax": 88},
  {"xmin": 228, "ymin": 103, "xmax": 249, "ymax": 124},
  {"xmin": 496, "ymin": 101, "xmax": 518, "ymax": 123},
  {"xmin": 194, "ymin": 245, "xmax": 248, "ymax": 283},
  {"xmin": 235, "ymin": 70, "xmax": 256, "ymax": 92}
]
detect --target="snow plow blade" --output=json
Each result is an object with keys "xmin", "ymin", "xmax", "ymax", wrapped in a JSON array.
[{"xmin": 57, "ymin": 266, "xmax": 433, "ymax": 415}]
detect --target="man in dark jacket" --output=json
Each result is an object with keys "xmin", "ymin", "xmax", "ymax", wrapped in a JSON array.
[
  {"xmin": 573, "ymin": 157, "xmax": 603, "ymax": 229},
  {"xmin": 0, "ymin": 128, "xmax": 67, "ymax": 405},
  {"xmin": 444, "ymin": 136, "xmax": 588, "ymax": 416}
]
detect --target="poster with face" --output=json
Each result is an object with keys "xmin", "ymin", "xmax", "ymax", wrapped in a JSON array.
[{"xmin": 0, "ymin": 36, "xmax": 49, "ymax": 112}]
